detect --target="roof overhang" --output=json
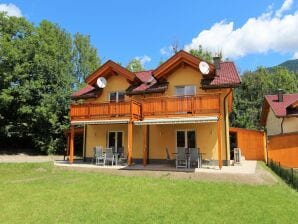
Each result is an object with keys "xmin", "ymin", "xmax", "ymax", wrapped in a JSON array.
[
  {"xmin": 134, "ymin": 116, "xmax": 218, "ymax": 125},
  {"xmin": 71, "ymin": 119, "xmax": 130, "ymax": 125},
  {"xmin": 85, "ymin": 60, "xmax": 139, "ymax": 85}
]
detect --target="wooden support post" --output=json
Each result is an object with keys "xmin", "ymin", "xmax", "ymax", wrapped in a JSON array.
[
  {"xmin": 127, "ymin": 122, "xmax": 133, "ymax": 165},
  {"xmin": 143, "ymin": 125, "xmax": 148, "ymax": 166},
  {"xmin": 217, "ymin": 117, "xmax": 222, "ymax": 169},
  {"xmin": 69, "ymin": 125, "xmax": 74, "ymax": 164}
]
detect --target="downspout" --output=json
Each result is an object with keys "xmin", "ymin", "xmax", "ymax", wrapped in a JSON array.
[
  {"xmin": 224, "ymin": 89, "xmax": 232, "ymax": 166},
  {"xmin": 281, "ymin": 117, "xmax": 285, "ymax": 134}
]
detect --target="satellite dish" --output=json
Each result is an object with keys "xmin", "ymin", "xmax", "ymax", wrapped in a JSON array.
[
  {"xmin": 96, "ymin": 77, "xmax": 107, "ymax": 88},
  {"xmin": 199, "ymin": 61, "xmax": 210, "ymax": 75}
]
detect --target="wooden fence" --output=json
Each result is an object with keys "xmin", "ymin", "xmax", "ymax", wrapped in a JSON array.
[
  {"xmin": 268, "ymin": 132, "xmax": 298, "ymax": 168},
  {"xmin": 230, "ymin": 127, "xmax": 265, "ymax": 160}
]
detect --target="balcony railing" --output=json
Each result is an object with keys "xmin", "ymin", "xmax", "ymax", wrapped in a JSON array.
[
  {"xmin": 141, "ymin": 94, "xmax": 220, "ymax": 118},
  {"xmin": 70, "ymin": 94, "xmax": 221, "ymax": 122},
  {"xmin": 70, "ymin": 100, "xmax": 142, "ymax": 121}
]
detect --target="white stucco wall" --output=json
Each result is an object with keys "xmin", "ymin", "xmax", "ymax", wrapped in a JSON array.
[
  {"xmin": 266, "ymin": 108, "xmax": 282, "ymax": 136},
  {"xmin": 283, "ymin": 117, "xmax": 298, "ymax": 133},
  {"xmin": 266, "ymin": 108, "xmax": 298, "ymax": 136}
]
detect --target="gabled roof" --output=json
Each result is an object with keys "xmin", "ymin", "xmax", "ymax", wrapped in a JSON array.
[
  {"xmin": 153, "ymin": 50, "xmax": 215, "ymax": 79},
  {"xmin": 202, "ymin": 62, "xmax": 241, "ymax": 89},
  {"xmin": 71, "ymin": 84, "xmax": 101, "ymax": 100},
  {"xmin": 73, "ymin": 50, "xmax": 241, "ymax": 98},
  {"xmin": 260, "ymin": 93, "xmax": 298, "ymax": 125},
  {"xmin": 126, "ymin": 70, "xmax": 168, "ymax": 95},
  {"xmin": 85, "ymin": 60, "xmax": 139, "ymax": 85}
]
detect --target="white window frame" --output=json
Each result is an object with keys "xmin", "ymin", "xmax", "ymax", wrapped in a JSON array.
[
  {"xmin": 107, "ymin": 131, "xmax": 124, "ymax": 153},
  {"xmin": 175, "ymin": 85, "xmax": 196, "ymax": 97},
  {"xmin": 175, "ymin": 129, "xmax": 196, "ymax": 151},
  {"xmin": 109, "ymin": 91, "xmax": 125, "ymax": 102}
]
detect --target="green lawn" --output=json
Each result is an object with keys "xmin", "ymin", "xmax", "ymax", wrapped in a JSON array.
[{"xmin": 0, "ymin": 163, "xmax": 297, "ymax": 223}]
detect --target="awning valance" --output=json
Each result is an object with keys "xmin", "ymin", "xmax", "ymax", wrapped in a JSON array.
[
  {"xmin": 134, "ymin": 116, "xmax": 218, "ymax": 125},
  {"xmin": 71, "ymin": 119, "xmax": 129, "ymax": 125}
]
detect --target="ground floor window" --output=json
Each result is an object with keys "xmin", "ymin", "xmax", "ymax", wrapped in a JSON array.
[
  {"xmin": 108, "ymin": 131, "xmax": 123, "ymax": 153},
  {"xmin": 176, "ymin": 130, "xmax": 196, "ymax": 149}
]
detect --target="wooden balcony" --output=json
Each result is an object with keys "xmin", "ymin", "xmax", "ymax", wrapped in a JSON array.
[
  {"xmin": 70, "ymin": 94, "xmax": 221, "ymax": 122},
  {"xmin": 70, "ymin": 100, "xmax": 142, "ymax": 121},
  {"xmin": 141, "ymin": 94, "xmax": 221, "ymax": 118}
]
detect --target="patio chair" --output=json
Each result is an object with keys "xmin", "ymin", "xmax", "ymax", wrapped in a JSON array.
[
  {"xmin": 95, "ymin": 147, "xmax": 104, "ymax": 166},
  {"xmin": 117, "ymin": 147, "xmax": 127, "ymax": 165},
  {"xmin": 188, "ymin": 148, "xmax": 199, "ymax": 168},
  {"xmin": 176, "ymin": 147, "xmax": 187, "ymax": 168},
  {"xmin": 104, "ymin": 147, "xmax": 115, "ymax": 166},
  {"xmin": 91, "ymin": 146, "xmax": 103, "ymax": 164}
]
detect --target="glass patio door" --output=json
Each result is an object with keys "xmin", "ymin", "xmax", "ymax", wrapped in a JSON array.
[
  {"xmin": 176, "ymin": 130, "xmax": 196, "ymax": 149},
  {"xmin": 108, "ymin": 131, "xmax": 123, "ymax": 153}
]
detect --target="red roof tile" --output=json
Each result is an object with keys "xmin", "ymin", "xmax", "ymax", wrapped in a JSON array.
[
  {"xmin": 265, "ymin": 93, "xmax": 298, "ymax": 117},
  {"xmin": 72, "ymin": 85, "xmax": 95, "ymax": 97},
  {"xmin": 210, "ymin": 62, "xmax": 241, "ymax": 86},
  {"xmin": 132, "ymin": 70, "xmax": 157, "ymax": 92}
]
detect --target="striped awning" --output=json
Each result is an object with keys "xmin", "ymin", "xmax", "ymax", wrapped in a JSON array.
[
  {"xmin": 71, "ymin": 119, "xmax": 130, "ymax": 125},
  {"xmin": 134, "ymin": 116, "xmax": 218, "ymax": 125}
]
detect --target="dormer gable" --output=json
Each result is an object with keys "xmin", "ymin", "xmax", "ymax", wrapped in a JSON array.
[
  {"xmin": 85, "ymin": 60, "xmax": 140, "ymax": 86},
  {"xmin": 153, "ymin": 50, "xmax": 215, "ymax": 80}
]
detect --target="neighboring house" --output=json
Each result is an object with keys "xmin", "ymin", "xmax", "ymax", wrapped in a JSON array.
[
  {"xmin": 260, "ymin": 92, "xmax": 298, "ymax": 136},
  {"xmin": 260, "ymin": 92, "xmax": 298, "ymax": 168},
  {"xmin": 69, "ymin": 50, "xmax": 241, "ymax": 168}
]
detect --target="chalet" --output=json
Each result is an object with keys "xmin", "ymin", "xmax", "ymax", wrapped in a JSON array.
[
  {"xmin": 260, "ymin": 92, "xmax": 298, "ymax": 136},
  {"xmin": 68, "ymin": 50, "xmax": 241, "ymax": 169}
]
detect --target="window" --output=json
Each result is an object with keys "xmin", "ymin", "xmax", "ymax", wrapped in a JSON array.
[
  {"xmin": 175, "ymin": 85, "xmax": 196, "ymax": 96},
  {"xmin": 176, "ymin": 130, "xmax": 196, "ymax": 149},
  {"xmin": 108, "ymin": 131, "xmax": 123, "ymax": 153},
  {"xmin": 109, "ymin": 92, "xmax": 125, "ymax": 102}
]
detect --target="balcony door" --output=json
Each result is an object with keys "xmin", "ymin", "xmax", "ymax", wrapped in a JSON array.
[
  {"xmin": 176, "ymin": 130, "xmax": 196, "ymax": 150},
  {"xmin": 108, "ymin": 131, "xmax": 123, "ymax": 153}
]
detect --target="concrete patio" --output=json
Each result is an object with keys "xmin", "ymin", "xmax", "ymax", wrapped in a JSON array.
[{"xmin": 54, "ymin": 159, "xmax": 257, "ymax": 174}]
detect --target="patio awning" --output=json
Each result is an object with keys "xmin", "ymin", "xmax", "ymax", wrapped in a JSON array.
[
  {"xmin": 71, "ymin": 119, "xmax": 130, "ymax": 125},
  {"xmin": 134, "ymin": 116, "xmax": 218, "ymax": 125}
]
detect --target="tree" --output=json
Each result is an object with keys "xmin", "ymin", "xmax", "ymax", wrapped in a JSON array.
[
  {"xmin": 0, "ymin": 13, "xmax": 101, "ymax": 154},
  {"xmin": 189, "ymin": 45, "xmax": 213, "ymax": 63},
  {"xmin": 72, "ymin": 33, "xmax": 100, "ymax": 85},
  {"xmin": 126, "ymin": 59, "xmax": 144, "ymax": 72},
  {"xmin": 230, "ymin": 67, "xmax": 298, "ymax": 129}
]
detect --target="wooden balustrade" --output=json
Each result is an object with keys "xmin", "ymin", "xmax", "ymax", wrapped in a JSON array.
[
  {"xmin": 70, "ymin": 100, "xmax": 141, "ymax": 121},
  {"xmin": 141, "ymin": 94, "xmax": 220, "ymax": 117},
  {"xmin": 70, "ymin": 94, "xmax": 221, "ymax": 121}
]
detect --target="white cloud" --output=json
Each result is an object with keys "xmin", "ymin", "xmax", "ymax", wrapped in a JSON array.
[
  {"xmin": 275, "ymin": 0, "xmax": 293, "ymax": 17},
  {"xmin": 0, "ymin": 3, "xmax": 22, "ymax": 17},
  {"xmin": 160, "ymin": 47, "xmax": 171, "ymax": 56},
  {"xmin": 184, "ymin": 0, "xmax": 298, "ymax": 59},
  {"xmin": 293, "ymin": 52, "xmax": 298, "ymax": 59},
  {"xmin": 135, "ymin": 55, "xmax": 152, "ymax": 66}
]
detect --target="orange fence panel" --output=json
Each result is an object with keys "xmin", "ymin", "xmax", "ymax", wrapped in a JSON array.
[
  {"xmin": 230, "ymin": 127, "xmax": 265, "ymax": 160},
  {"xmin": 268, "ymin": 133, "xmax": 298, "ymax": 168}
]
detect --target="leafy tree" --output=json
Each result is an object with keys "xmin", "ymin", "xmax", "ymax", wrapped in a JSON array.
[
  {"xmin": 189, "ymin": 45, "xmax": 213, "ymax": 63},
  {"xmin": 230, "ymin": 67, "xmax": 298, "ymax": 129},
  {"xmin": 126, "ymin": 59, "xmax": 144, "ymax": 72},
  {"xmin": 72, "ymin": 33, "xmax": 100, "ymax": 85},
  {"xmin": 0, "ymin": 13, "xmax": 101, "ymax": 154}
]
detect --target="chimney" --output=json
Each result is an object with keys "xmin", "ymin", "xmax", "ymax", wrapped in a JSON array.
[
  {"xmin": 213, "ymin": 56, "xmax": 221, "ymax": 70},
  {"xmin": 277, "ymin": 89, "xmax": 283, "ymax": 102}
]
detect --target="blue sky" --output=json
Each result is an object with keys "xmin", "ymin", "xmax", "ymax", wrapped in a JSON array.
[{"xmin": 1, "ymin": 0, "xmax": 298, "ymax": 73}]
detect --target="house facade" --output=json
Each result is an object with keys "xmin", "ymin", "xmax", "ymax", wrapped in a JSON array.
[
  {"xmin": 260, "ymin": 92, "xmax": 298, "ymax": 136},
  {"xmin": 260, "ymin": 92, "xmax": 298, "ymax": 168},
  {"xmin": 68, "ymin": 51, "xmax": 241, "ymax": 168}
]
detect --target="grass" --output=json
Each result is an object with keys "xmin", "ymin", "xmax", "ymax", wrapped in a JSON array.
[{"xmin": 0, "ymin": 163, "xmax": 297, "ymax": 223}]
